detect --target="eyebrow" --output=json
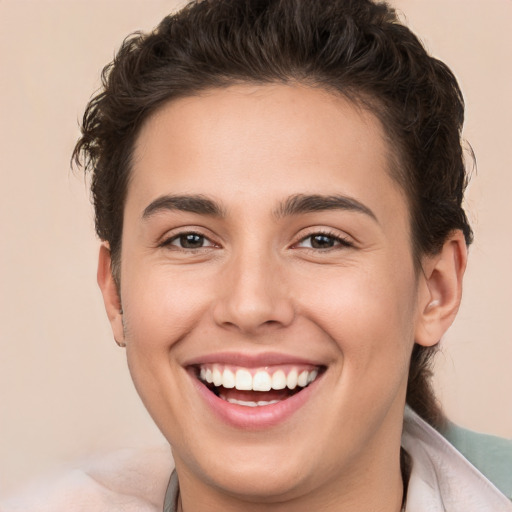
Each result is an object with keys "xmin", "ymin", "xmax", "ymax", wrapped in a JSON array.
[
  {"xmin": 142, "ymin": 194, "xmax": 225, "ymax": 219},
  {"xmin": 274, "ymin": 194, "xmax": 378, "ymax": 222},
  {"xmin": 141, "ymin": 193, "xmax": 377, "ymax": 223}
]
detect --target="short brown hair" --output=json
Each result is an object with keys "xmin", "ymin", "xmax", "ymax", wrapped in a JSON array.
[{"xmin": 73, "ymin": 0, "xmax": 473, "ymax": 428}]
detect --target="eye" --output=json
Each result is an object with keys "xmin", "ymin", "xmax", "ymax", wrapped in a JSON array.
[
  {"xmin": 296, "ymin": 232, "xmax": 352, "ymax": 250},
  {"xmin": 164, "ymin": 232, "xmax": 216, "ymax": 249}
]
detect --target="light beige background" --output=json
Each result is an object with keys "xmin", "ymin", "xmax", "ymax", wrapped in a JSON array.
[{"xmin": 0, "ymin": 0, "xmax": 511, "ymax": 497}]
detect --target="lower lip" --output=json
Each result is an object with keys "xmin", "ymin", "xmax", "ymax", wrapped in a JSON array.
[{"xmin": 189, "ymin": 370, "xmax": 321, "ymax": 430}]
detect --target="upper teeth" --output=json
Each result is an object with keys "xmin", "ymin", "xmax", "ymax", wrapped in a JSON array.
[{"xmin": 199, "ymin": 365, "xmax": 319, "ymax": 392}]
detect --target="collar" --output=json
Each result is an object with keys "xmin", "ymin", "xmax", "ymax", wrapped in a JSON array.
[
  {"xmin": 163, "ymin": 470, "xmax": 179, "ymax": 512},
  {"xmin": 402, "ymin": 406, "xmax": 512, "ymax": 511}
]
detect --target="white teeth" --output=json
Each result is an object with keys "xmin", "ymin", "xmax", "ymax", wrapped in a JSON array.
[
  {"xmin": 212, "ymin": 366, "xmax": 222, "ymax": 386},
  {"xmin": 253, "ymin": 370, "xmax": 272, "ymax": 391},
  {"xmin": 227, "ymin": 398, "xmax": 259, "ymax": 407},
  {"xmin": 199, "ymin": 365, "xmax": 320, "ymax": 391},
  {"xmin": 271, "ymin": 370, "xmax": 287, "ymax": 390},
  {"xmin": 286, "ymin": 369, "xmax": 298, "ymax": 389},
  {"xmin": 226, "ymin": 398, "xmax": 281, "ymax": 407},
  {"xmin": 222, "ymin": 368, "xmax": 235, "ymax": 389},
  {"xmin": 297, "ymin": 370, "xmax": 308, "ymax": 387},
  {"xmin": 235, "ymin": 369, "xmax": 253, "ymax": 390}
]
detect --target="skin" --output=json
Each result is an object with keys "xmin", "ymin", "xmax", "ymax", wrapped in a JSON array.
[{"xmin": 98, "ymin": 84, "xmax": 467, "ymax": 512}]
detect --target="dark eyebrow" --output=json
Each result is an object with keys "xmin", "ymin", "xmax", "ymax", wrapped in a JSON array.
[
  {"xmin": 274, "ymin": 194, "xmax": 378, "ymax": 223},
  {"xmin": 142, "ymin": 194, "xmax": 225, "ymax": 219}
]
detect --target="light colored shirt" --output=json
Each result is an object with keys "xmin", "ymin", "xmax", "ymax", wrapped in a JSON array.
[{"xmin": 402, "ymin": 407, "xmax": 512, "ymax": 511}]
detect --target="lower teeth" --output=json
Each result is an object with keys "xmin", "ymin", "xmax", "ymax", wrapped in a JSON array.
[{"xmin": 225, "ymin": 397, "xmax": 281, "ymax": 407}]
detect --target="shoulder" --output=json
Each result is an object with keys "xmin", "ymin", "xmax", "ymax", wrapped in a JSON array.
[
  {"xmin": 0, "ymin": 445, "xmax": 173, "ymax": 512},
  {"xmin": 442, "ymin": 421, "xmax": 512, "ymax": 500}
]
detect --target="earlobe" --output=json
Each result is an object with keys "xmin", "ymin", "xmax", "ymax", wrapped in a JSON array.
[
  {"xmin": 97, "ymin": 243, "xmax": 125, "ymax": 347},
  {"xmin": 415, "ymin": 231, "xmax": 468, "ymax": 347}
]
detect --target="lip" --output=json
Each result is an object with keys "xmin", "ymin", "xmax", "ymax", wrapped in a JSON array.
[
  {"xmin": 183, "ymin": 351, "xmax": 325, "ymax": 368},
  {"xmin": 186, "ymin": 353, "xmax": 325, "ymax": 429}
]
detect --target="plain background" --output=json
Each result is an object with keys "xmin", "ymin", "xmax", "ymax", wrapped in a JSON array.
[{"xmin": 0, "ymin": 0, "xmax": 511, "ymax": 497}]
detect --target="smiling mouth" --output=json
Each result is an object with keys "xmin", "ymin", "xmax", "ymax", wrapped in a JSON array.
[{"xmin": 194, "ymin": 364, "xmax": 324, "ymax": 407}]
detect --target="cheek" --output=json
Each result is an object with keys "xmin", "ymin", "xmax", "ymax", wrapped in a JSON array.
[
  {"xmin": 296, "ymin": 262, "xmax": 418, "ymax": 370},
  {"xmin": 119, "ymin": 267, "xmax": 212, "ymax": 428},
  {"xmin": 120, "ymin": 265, "xmax": 212, "ymax": 351}
]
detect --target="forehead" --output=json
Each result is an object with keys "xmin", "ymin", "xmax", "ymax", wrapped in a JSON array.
[{"xmin": 128, "ymin": 83, "xmax": 407, "ymax": 222}]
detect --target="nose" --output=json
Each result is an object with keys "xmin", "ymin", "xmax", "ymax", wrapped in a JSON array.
[{"xmin": 212, "ymin": 251, "xmax": 295, "ymax": 335}]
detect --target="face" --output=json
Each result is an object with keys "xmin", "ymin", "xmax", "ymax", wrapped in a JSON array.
[{"xmin": 101, "ymin": 84, "xmax": 433, "ymax": 507}]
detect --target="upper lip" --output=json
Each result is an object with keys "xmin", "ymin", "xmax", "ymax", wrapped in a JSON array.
[{"xmin": 183, "ymin": 351, "xmax": 325, "ymax": 369}]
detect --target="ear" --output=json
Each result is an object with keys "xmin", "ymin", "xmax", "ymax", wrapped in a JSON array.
[
  {"xmin": 97, "ymin": 242, "xmax": 125, "ymax": 347},
  {"xmin": 415, "ymin": 230, "xmax": 468, "ymax": 347}
]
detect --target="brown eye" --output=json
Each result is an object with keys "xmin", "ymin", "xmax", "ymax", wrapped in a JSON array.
[
  {"xmin": 180, "ymin": 234, "xmax": 205, "ymax": 248},
  {"xmin": 296, "ymin": 232, "xmax": 352, "ymax": 250},
  {"xmin": 309, "ymin": 234, "xmax": 336, "ymax": 249},
  {"xmin": 166, "ymin": 232, "xmax": 215, "ymax": 249}
]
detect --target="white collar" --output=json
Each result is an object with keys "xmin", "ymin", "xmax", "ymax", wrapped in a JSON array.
[{"xmin": 402, "ymin": 406, "xmax": 512, "ymax": 511}]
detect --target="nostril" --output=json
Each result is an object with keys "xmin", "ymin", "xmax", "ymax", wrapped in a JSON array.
[{"xmin": 263, "ymin": 320, "xmax": 281, "ymax": 327}]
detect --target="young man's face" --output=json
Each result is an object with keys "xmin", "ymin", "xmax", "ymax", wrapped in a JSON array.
[{"xmin": 99, "ymin": 84, "xmax": 438, "ymax": 507}]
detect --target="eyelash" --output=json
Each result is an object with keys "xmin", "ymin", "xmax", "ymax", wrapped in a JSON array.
[
  {"xmin": 160, "ymin": 231, "xmax": 217, "ymax": 251},
  {"xmin": 160, "ymin": 229, "xmax": 353, "ymax": 252},
  {"xmin": 294, "ymin": 230, "xmax": 354, "ymax": 251}
]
